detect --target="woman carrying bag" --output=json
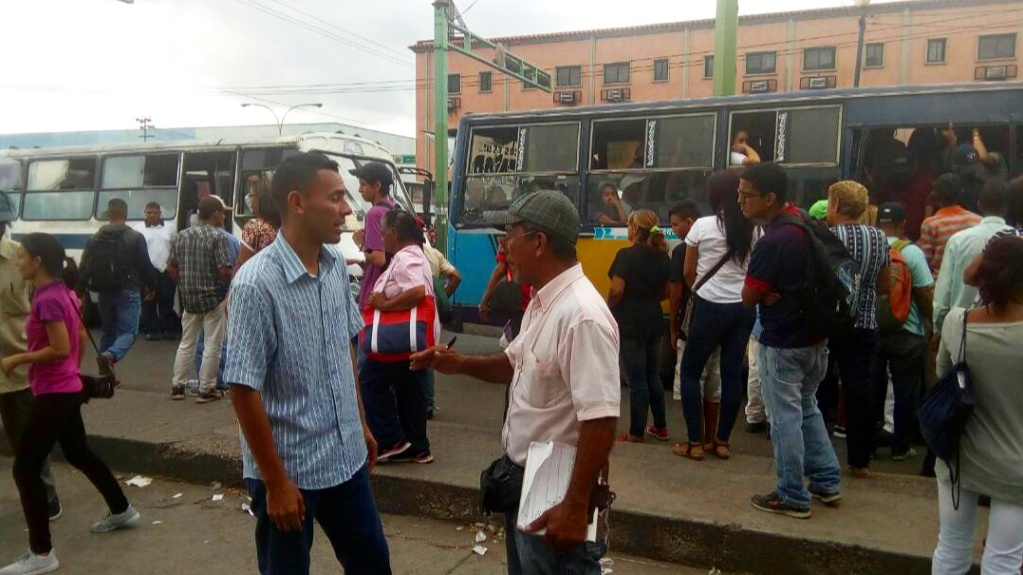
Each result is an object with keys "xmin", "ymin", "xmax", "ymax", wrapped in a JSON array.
[
  {"xmin": 930, "ymin": 235, "xmax": 1023, "ymax": 575},
  {"xmin": 0, "ymin": 233, "xmax": 139, "ymax": 575},
  {"xmin": 361, "ymin": 210, "xmax": 439, "ymax": 465}
]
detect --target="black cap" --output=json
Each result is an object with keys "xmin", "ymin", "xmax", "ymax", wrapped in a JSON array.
[
  {"xmin": 877, "ymin": 202, "xmax": 906, "ymax": 224},
  {"xmin": 349, "ymin": 162, "xmax": 393, "ymax": 190}
]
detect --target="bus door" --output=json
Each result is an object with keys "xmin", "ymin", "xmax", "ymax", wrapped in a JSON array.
[{"xmin": 179, "ymin": 151, "xmax": 237, "ymax": 231}]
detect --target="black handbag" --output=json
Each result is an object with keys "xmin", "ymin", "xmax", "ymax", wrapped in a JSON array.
[
  {"xmin": 917, "ymin": 309, "xmax": 976, "ymax": 509},
  {"xmin": 681, "ymin": 251, "xmax": 732, "ymax": 338},
  {"xmin": 479, "ymin": 455, "xmax": 525, "ymax": 516},
  {"xmin": 67, "ymin": 292, "xmax": 119, "ymax": 401}
]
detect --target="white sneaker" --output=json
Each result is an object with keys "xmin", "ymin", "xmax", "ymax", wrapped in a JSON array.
[
  {"xmin": 90, "ymin": 505, "xmax": 140, "ymax": 533},
  {"xmin": 0, "ymin": 551, "xmax": 60, "ymax": 575}
]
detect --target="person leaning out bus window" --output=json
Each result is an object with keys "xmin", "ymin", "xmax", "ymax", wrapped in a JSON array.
[{"xmin": 730, "ymin": 130, "xmax": 762, "ymax": 167}]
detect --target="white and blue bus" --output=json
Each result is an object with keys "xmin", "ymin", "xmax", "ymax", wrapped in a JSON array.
[{"xmin": 0, "ymin": 133, "xmax": 417, "ymax": 286}]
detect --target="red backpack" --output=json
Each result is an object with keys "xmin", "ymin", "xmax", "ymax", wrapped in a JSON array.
[{"xmin": 878, "ymin": 239, "xmax": 913, "ymax": 334}]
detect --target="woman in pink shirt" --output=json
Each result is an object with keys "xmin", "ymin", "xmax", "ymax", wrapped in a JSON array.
[
  {"xmin": 0, "ymin": 233, "xmax": 139, "ymax": 575},
  {"xmin": 362, "ymin": 210, "xmax": 437, "ymax": 465}
]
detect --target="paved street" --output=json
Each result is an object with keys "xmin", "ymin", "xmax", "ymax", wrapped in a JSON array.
[{"xmin": 0, "ymin": 458, "xmax": 719, "ymax": 575}]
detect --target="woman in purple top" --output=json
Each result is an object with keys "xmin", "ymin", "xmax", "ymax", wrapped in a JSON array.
[
  {"xmin": 361, "ymin": 210, "xmax": 436, "ymax": 465},
  {"xmin": 0, "ymin": 233, "xmax": 139, "ymax": 575}
]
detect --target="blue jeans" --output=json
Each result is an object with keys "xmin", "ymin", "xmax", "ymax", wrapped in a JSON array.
[
  {"xmin": 359, "ymin": 359, "xmax": 430, "ymax": 456},
  {"xmin": 244, "ymin": 467, "xmax": 391, "ymax": 575},
  {"xmin": 758, "ymin": 343, "xmax": 842, "ymax": 509},
  {"xmin": 504, "ymin": 511, "xmax": 602, "ymax": 575},
  {"xmin": 97, "ymin": 289, "xmax": 141, "ymax": 362},
  {"xmin": 679, "ymin": 298, "xmax": 754, "ymax": 443},
  {"xmin": 622, "ymin": 335, "xmax": 666, "ymax": 437},
  {"xmin": 195, "ymin": 328, "xmax": 227, "ymax": 389}
]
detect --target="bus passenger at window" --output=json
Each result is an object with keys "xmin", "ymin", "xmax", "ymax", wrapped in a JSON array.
[
  {"xmin": 486, "ymin": 185, "xmax": 507, "ymax": 206},
  {"xmin": 596, "ymin": 182, "xmax": 632, "ymax": 226},
  {"xmin": 730, "ymin": 130, "xmax": 762, "ymax": 167}
]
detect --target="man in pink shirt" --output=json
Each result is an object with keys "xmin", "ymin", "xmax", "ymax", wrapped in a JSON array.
[{"xmin": 412, "ymin": 190, "xmax": 619, "ymax": 575}]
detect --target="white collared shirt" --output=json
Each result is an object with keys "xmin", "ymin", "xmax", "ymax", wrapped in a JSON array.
[
  {"xmin": 134, "ymin": 222, "xmax": 176, "ymax": 272},
  {"xmin": 503, "ymin": 264, "xmax": 621, "ymax": 466}
]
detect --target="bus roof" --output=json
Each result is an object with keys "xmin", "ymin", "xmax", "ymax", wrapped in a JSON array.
[
  {"xmin": 0, "ymin": 132, "xmax": 397, "ymax": 161},
  {"xmin": 458, "ymin": 81, "xmax": 1023, "ymax": 124}
]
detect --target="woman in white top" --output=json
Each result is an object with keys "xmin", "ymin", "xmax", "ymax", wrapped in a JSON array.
[
  {"xmin": 931, "ymin": 235, "xmax": 1023, "ymax": 575},
  {"xmin": 729, "ymin": 130, "xmax": 762, "ymax": 167},
  {"xmin": 673, "ymin": 170, "xmax": 759, "ymax": 461}
]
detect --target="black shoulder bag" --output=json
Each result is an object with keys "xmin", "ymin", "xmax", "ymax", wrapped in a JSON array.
[
  {"xmin": 680, "ymin": 250, "xmax": 732, "ymax": 339},
  {"xmin": 65, "ymin": 291, "xmax": 118, "ymax": 402}
]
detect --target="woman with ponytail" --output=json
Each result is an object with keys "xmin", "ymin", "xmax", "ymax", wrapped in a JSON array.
[
  {"xmin": 674, "ymin": 170, "xmax": 760, "ymax": 461},
  {"xmin": 1, "ymin": 233, "xmax": 139, "ymax": 575},
  {"xmin": 608, "ymin": 209, "xmax": 670, "ymax": 442}
]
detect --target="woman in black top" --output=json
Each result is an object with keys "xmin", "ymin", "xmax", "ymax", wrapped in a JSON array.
[{"xmin": 608, "ymin": 209, "xmax": 671, "ymax": 442}]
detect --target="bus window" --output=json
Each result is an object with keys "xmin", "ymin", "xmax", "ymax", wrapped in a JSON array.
[
  {"xmin": 586, "ymin": 171, "xmax": 711, "ymax": 225},
  {"xmin": 729, "ymin": 106, "xmax": 841, "ymax": 166},
  {"xmin": 729, "ymin": 112, "xmax": 776, "ymax": 164},
  {"xmin": 319, "ymin": 152, "xmax": 413, "ymax": 219},
  {"xmin": 654, "ymin": 114, "xmax": 716, "ymax": 169},
  {"xmin": 467, "ymin": 127, "xmax": 519, "ymax": 175},
  {"xmin": 0, "ymin": 159, "xmax": 22, "ymax": 217},
  {"xmin": 591, "ymin": 119, "xmax": 645, "ymax": 170},
  {"xmin": 99, "ymin": 154, "xmax": 180, "ymax": 220},
  {"xmin": 238, "ymin": 147, "xmax": 298, "ymax": 216},
  {"xmin": 24, "ymin": 158, "xmax": 96, "ymax": 221},
  {"xmin": 524, "ymin": 124, "xmax": 578, "ymax": 173}
]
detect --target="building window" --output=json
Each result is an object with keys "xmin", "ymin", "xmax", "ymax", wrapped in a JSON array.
[
  {"xmin": 704, "ymin": 55, "xmax": 714, "ymax": 78},
  {"xmin": 447, "ymin": 74, "xmax": 461, "ymax": 94},
  {"xmin": 479, "ymin": 72, "xmax": 492, "ymax": 92},
  {"xmin": 745, "ymin": 51, "xmax": 777, "ymax": 75},
  {"xmin": 927, "ymin": 38, "xmax": 947, "ymax": 64},
  {"xmin": 804, "ymin": 47, "xmax": 837, "ymax": 71},
  {"xmin": 603, "ymin": 62, "xmax": 630, "ymax": 85},
  {"xmin": 978, "ymin": 33, "xmax": 1016, "ymax": 60},
  {"xmin": 865, "ymin": 43, "xmax": 884, "ymax": 68},
  {"xmin": 653, "ymin": 59, "xmax": 669, "ymax": 82},
  {"xmin": 556, "ymin": 66, "xmax": 582, "ymax": 87}
]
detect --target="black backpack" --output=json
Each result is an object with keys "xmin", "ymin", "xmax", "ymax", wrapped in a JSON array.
[
  {"xmin": 85, "ymin": 228, "xmax": 131, "ymax": 292},
  {"xmin": 776, "ymin": 212, "xmax": 861, "ymax": 339}
]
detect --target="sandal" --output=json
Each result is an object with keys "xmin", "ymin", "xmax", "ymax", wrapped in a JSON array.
[
  {"xmin": 617, "ymin": 433, "xmax": 643, "ymax": 443},
  {"xmin": 672, "ymin": 442, "xmax": 705, "ymax": 461},
  {"xmin": 711, "ymin": 440, "xmax": 730, "ymax": 460}
]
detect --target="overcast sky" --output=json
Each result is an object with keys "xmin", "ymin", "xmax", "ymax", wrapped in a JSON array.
[{"xmin": 1, "ymin": 0, "xmax": 904, "ymax": 138}]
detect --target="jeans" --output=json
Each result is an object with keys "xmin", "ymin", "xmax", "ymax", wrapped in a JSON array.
[
  {"xmin": 140, "ymin": 270, "xmax": 179, "ymax": 336},
  {"xmin": 745, "ymin": 335, "xmax": 770, "ymax": 424},
  {"xmin": 679, "ymin": 298, "xmax": 755, "ymax": 444},
  {"xmin": 0, "ymin": 389, "xmax": 57, "ymax": 505},
  {"xmin": 932, "ymin": 479, "xmax": 1023, "ymax": 575},
  {"xmin": 13, "ymin": 392, "xmax": 129, "ymax": 554},
  {"xmin": 758, "ymin": 343, "xmax": 842, "ymax": 510},
  {"xmin": 359, "ymin": 359, "xmax": 430, "ymax": 456},
  {"xmin": 245, "ymin": 467, "xmax": 391, "ymax": 575},
  {"xmin": 673, "ymin": 339, "xmax": 720, "ymax": 402},
  {"xmin": 504, "ymin": 510, "xmax": 602, "ymax": 575},
  {"xmin": 829, "ymin": 328, "xmax": 881, "ymax": 469},
  {"xmin": 622, "ymin": 335, "xmax": 666, "ymax": 437},
  {"xmin": 172, "ymin": 301, "xmax": 227, "ymax": 394},
  {"xmin": 97, "ymin": 289, "xmax": 141, "ymax": 362},
  {"xmin": 870, "ymin": 331, "xmax": 925, "ymax": 453}
]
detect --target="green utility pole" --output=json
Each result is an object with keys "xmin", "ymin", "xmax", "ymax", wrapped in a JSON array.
[
  {"xmin": 431, "ymin": 0, "xmax": 552, "ymax": 252},
  {"xmin": 712, "ymin": 0, "xmax": 738, "ymax": 97},
  {"xmin": 433, "ymin": 0, "xmax": 450, "ymax": 252}
]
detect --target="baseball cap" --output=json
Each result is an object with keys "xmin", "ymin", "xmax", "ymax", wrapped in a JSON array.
[
  {"xmin": 198, "ymin": 195, "xmax": 232, "ymax": 220},
  {"xmin": 484, "ymin": 190, "xmax": 580, "ymax": 246},
  {"xmin": 0, "ymin": 191, "xmax": 18, "ymax": 223},
  {"xmin": 100, "ymin": 198, "xmax": 129, "ymax": 219},
  {"xmin": 951, "ymin": 143, "xmax": 986, "ymax": 179},
  {"xmin": 877, "ymin": 202, "xmax": 906, "ymax": 224},
  {"xmin": 349, "ymin": 162, "xmax": 394, "ymax": 189}
]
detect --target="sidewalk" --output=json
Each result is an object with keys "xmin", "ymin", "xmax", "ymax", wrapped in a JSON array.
[{"xmin": 1, "ymin": 384, "xmax": 969, "ymax": 575}]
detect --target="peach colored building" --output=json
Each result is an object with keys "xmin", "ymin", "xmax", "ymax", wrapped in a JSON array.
[{"xmin": 411, "ymin": 0, "xmax": 1021, "ymax": 176}]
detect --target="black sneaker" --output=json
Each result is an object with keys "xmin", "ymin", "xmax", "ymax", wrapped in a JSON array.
[
  {"xmin": 751, "ymin": 492, "xmax": 811, "ymax": 519},
  {"xmin": 808, "ymin": 486, "xmax": 842, "ymax": 507},
  {"xmin": 745, "ymin": 421, "xmax": 768, "ymax": 434},
  {"xmin": 196, "ymin": 390, "xmax": 224, "ymax": 404},
  {"xmin": 833, "ymin": 425, "xmax": 847, "ymax": 439},
  {"xmin": 171, "ymin": 386, "xmax": 186, "ymax": 401},
  {"xmin": 377, "ymin": 442, "xmax": 412, "ymax": 463},
  {"xmin": 389, "ymin": 450, "xmax": 434, "ymax": 464},
  {"xmin": 48, "ymin": 497, "xmax": 62, "ymax": 521}
]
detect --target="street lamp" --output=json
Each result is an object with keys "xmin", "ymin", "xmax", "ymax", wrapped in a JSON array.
[
  {"xmin": 240, "ymin": 102, "xmax": 323, "ymax": 135},
  {"xmin": 853, "ymin": 0, "xmax": 871, "ymax": 88}
]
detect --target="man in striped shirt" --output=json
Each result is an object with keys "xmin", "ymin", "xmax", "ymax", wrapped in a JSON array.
[
  {"xmin": 918, "ymin": 174, "xmax": 981, "ymax": 279},
  {"xmin": 225, "ymin": 153, "xmax": 391, "ymax": 575}
]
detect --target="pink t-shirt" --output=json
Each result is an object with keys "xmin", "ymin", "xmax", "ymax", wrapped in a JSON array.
[
  {"xmin": 373, "ymin": 245, "xmax": 435, "ymax": 300},
  {"xmin": 27, "ymin": 282, "xmax": 83, "ymax": 395}
]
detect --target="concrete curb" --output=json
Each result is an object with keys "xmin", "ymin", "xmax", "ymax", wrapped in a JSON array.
[{"xmin": 2, "ymin": 431, "xmax": 951, "ymax": 575}]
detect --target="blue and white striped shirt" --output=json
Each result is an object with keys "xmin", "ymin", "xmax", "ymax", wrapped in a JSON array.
[{"xmin": 224, "ymin": 234, "xmax": 366, "ymax": 490}]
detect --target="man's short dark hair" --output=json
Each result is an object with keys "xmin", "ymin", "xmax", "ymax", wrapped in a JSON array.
[
  {"xmin": 144, "ymin": 201, "xmax": 161, "ymax": 211},
  {"xmin": 521, "ymin": 222, "xmax": 577, "ymax": 263},
  {"xmin": 977, "ymin": 181, "xmax": 1006, "ymax": 216},
  {"xmin": 741, "ymin": 163, "xmax": 788, "ymax": 203},
  {"xmin": 668, "ymin": 200, "xmax": 701, "ymax": 221},
  {"xmin": 271, "ymin": 152, "xmax": 340, "ymax": 219},
  {"xmin": 933, "ymin": 173, "xmax": 964, "ymax": 206}
]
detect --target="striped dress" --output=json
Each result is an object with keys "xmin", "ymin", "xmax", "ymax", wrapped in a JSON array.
[{"xmin": 918, "ymin": 206, "xmax": 982, "ymax": 279}]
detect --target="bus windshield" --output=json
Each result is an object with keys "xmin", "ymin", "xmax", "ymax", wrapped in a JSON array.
[{"xmin": 320, "ymin": 152, "xmax": 414, "ymax": 217}]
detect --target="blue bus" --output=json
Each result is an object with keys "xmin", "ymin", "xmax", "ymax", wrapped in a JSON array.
[{"xmin": 444, "ymin": 82, "xmax": 1023, "ymax": 323}]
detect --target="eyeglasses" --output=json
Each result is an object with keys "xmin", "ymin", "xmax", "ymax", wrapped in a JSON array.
[
  {"xmin": 738, "ymin": 189, "xmax": 764, "ymax": 200},
  {"xmin": 505, "ymin": 231, "xmax": 539, "ymax": 245}
]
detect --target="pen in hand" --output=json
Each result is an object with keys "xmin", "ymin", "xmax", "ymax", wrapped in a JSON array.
[{"xmin": 445, "ymin": 336, "xmax": 457, "ymax": 350}]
